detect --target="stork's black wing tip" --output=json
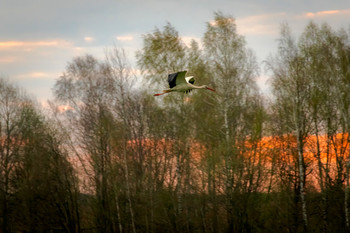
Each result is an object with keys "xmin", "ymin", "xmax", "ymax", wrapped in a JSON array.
[
  {"xmin": 167, "ymin": 70, "xmax": 189, "ymax": 88},
  {"xmin": 168, "ymin": 72, "xmax": 178, "ymax": 88}
]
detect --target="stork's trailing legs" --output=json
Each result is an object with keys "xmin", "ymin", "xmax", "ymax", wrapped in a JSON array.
[{"xmin": 153, "ymin": 90, "xmax": 171, "ymax": 96}]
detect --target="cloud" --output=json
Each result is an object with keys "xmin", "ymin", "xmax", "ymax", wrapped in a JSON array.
[
  {"xmin": 235, "ymin": 9, "xmax": 350, "ymax": 37},
  {"xmin": 15, "ymin": 71, "xmax": 60, "ymax": 80},
  {"xmin": 0, "ymin": 40, "xmax": 71, "ymax": 49},
  {"xmin": 305, "ymin": 10, "xmax": 338, "ymax": 17},
  {"xmin": 236, "ymin": 13, "xmax": 286, "ymax": 36},
  {"xmin": 116, "ymin": 36, "xmax": 134, "ymax": 41},
  {"xmin": 206, "ymin": 13, "xmax": 281, "ymax": 39},
  {"xmin": 303, "ymin": 9, "xmax": 350, "ymax": 18},
  {"xmin": 84, "ymin": 36, "xmax": 94, "ymax": 42}
]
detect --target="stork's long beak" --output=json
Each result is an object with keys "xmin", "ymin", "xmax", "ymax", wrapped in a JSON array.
[{"xmin": 206, "ymin": 87, "xmax": 216, "ymax": 92}]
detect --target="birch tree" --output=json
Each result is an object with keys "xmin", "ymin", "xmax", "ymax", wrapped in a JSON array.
[
  {"xmin": 203, "ymin": 11, "xmax": 261, "ymax": 232},
  {"xmin": 137, "ymin": 23, "xmax": 197, "ymax": 231},
  {"xmin": 136, "ymin": 22, "xmax": 187, "ymax": 87},
  {"xmin": 268, "ymin": 23, "xmax": 311, "ymax": 231},
  {"xmin": 54, "ymin": 55, "xmax": 122, "ymax": 232},
  {"xmin": 332, "ymin": 28, "xmax": 350, "ymax": 230},
  {"xmin": 298, "ymin": 22, "xmax": 343, "ymax": 232},
  {"xmin": 105, "ymin": 47, "xmax": 137, "ymax": 233}
]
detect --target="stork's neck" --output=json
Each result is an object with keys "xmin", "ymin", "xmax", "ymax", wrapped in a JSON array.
[{"xmin": 188, "ymin": 83, "xmax": 206, "ymax": 89}]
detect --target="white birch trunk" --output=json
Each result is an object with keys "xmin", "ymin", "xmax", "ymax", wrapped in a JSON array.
[
  {"xmin": 123, "ymin": 140, "xmax": 136, "ymax": 233},
  {"xmin": 294, "ymin": 93, "xmax": 308, "ymax": 229},
  {"xmin": 297, "ymin": 132, "xmax": 308, "ymax": 229},
  {"xmin": 344, "ymin": 124, "xmax": 350, "ymax": 229},
  {"xmin": 342, "ymin": 113, "xmax": 350, "ymax": 229}
]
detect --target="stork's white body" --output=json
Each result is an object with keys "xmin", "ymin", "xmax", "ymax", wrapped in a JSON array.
[{"xmin": 154, "ymin": 71, "xmax": 215, "ymax": 96}]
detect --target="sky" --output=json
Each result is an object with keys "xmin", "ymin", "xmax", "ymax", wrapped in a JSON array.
[{"xmin": 1, "ymin": 0, "xmax": 350, "ymax": 104}]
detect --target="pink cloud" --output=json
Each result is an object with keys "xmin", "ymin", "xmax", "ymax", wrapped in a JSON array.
[
  {"xmin": 15, "ymin": 71, "xmax": 60, "ymax": 80},
  {"xmin": 236, "ymin": 13, "xmax": 286, "ymax": 36},
  {"xmin": 0, "ymin": 40, "xmax": 70, "ymax": 49},
  {"xmin": 304, "ymin": 9, "xmax": 349, "ymax": 18},
  {"xmin": 84, "ymin": 37, "xmax": 94, "ymax": 42},
  {"xmin": 116, "ymin": 36, "xmax": 133, "ymax": 41}
]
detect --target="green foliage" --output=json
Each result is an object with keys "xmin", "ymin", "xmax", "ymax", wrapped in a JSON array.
[{"xmin": 136, "ymin": 22, "xmax": 187, "ymax": 86}]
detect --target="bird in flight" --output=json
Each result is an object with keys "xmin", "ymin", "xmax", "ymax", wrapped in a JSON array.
[{"xmin": 154, "ymin": 71, "xmax": 216, "ymax": 96}]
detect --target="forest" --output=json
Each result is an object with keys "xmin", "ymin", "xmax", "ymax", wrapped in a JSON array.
[{"xmin": 1, "ymin": 12, "xmax": 350, "ymax": 233}]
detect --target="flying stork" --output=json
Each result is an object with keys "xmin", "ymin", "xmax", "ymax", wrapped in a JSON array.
[{"xmin": 153, "ymin": 71, "xmax": 216, "ymax": 96}]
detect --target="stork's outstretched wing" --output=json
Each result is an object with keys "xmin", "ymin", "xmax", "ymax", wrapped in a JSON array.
[{"xmin": 168, "ymin": 70, "xmax": 187, "ymax": 88}]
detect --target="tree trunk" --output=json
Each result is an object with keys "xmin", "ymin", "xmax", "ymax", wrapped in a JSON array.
[
  {"xmin": 342, "ymin": 114, "xmax": 350, "ymax": 229},
  {"xmin": 345, "ymin": 132, "xmax": 350, "ymax": 229},
  {"xmin": 223, "ymin": 105, "xmax": 235, "ymax": 232},
  {"xmin": 314, "ymin": 117, "xmax": 328, "ymax": 232},
  {"xmin": 297, "ymin": 130, "xmax": 308, "ymax": 231},
  {"xmin": 123, "ymin": 137, "xmax": 136, "ymax": 233}
]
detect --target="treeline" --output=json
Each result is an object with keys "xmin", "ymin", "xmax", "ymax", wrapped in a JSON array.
[{"xmin": 1, "ymin": 12, "xmax": 350, "ymax": 232}]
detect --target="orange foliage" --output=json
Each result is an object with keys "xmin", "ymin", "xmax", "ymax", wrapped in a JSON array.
[
  {"xmin": 255, "ymin": 133, "xmax": 349, "ymax": 191},
  {"xmin": 70, "ymin": 133, "xmax": 350, "ymax": 194}
]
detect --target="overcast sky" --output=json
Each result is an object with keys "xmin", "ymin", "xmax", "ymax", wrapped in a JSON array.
[{"xmin": 1, "ymin": 0, "xmax": 350, "ymax": 103}]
